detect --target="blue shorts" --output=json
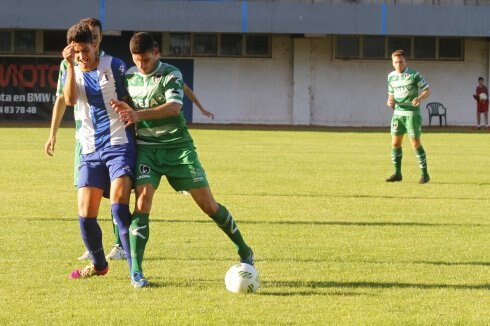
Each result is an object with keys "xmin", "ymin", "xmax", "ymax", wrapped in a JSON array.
[{"xmin": 78, "ymin": 144, "xmax": 136, "ymax": 192}]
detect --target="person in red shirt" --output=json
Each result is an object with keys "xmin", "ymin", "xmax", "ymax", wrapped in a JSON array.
[{"xmin": 473, "ymin": 77, "xmax": 489, "ymax": 129}]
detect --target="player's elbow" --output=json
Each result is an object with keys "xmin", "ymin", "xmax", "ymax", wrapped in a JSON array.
[{"xmin": 168, "ymin": 103, "xmax": 182, "ymax": 116}]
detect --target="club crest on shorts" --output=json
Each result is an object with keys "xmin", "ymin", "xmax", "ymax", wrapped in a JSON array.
[
  {"xmin": 190, "ymin": 166, "xmax": 205, "ymax": 182},
  {"xmin": 139, "ymin": 164, "xmax": 150, "ymax": 175}
]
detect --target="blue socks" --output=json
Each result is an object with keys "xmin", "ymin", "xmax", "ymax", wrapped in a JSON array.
[
  {"xmin": 79, "ymin": 216, "xmax": 107, "ymax": 271},
  {"xmin": 111, "ymin": 203, "xmax": 133, "ymax": 273}
]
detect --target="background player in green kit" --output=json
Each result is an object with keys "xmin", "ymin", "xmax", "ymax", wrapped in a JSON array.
[
  {"xmin": 44, "ymin": 17, "xmax": 126, "ymax": 260},
  {"xmin": 111, "ymin": 32, "xmax": 254, "ymax": 288},
  {"xmin": 386, "ymin": 50, "xmax": 431, "ymax": 184}
]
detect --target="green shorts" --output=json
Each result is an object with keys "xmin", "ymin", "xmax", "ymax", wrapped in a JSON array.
[
  {"xmin": 390, "ymin": 111, "xmax": 423, "ymax": 139},
  {"xmin": 135, "ymin": 145, "xmax": 209, "ymax": 191}
]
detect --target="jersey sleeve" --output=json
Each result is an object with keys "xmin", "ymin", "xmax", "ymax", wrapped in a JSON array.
[
  {"xmin": 111, "ymin": 57, "xmax": 128, "ymax": 100},
  {"xmin": 163, "ymin": 69, "xmax": 184, "ymax": 105},
  {"xmin": 415, "ymin": 72, "xmax": 429, "ymax": 91},
  {"xmin": 55, "ymin": 60, "xmax": 68, "ymax": 97}
]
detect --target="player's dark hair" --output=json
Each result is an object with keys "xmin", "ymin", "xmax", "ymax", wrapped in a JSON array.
[
  {"xmin": 391, "ymin": 49, "xmax": 405, "ymax": 58},
  {"xmin": 66, "ymin": 23, "xmax": 93, "ymax": 45},
  {"xmin": 478, "ymin": 77, "xmax": 484, "ymax": 81},
  {"xmin": 79, "ymin": 17, "xmax": 103, "ymax": 32},
  {"xmin": 130, "ymin": 32, "xmax": 155, "ymax": 54}
]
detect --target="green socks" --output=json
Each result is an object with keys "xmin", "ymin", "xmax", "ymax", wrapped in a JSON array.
[
  {"xmin": 415, "ymin": 146, "xmax": 429, "ymax": 176},
  {"xmin": 111, "ymin": 214, "xmax": 122, "ymax": 247},
  {"xmin": 211, "ymin": 204, "xmax": 250, "ymax": 258},
  {"xmin": 129, "ymin": 213, "xmax": 149, "ymax": 275},
  {"xmin": 391, "ymin": 147, "xmax": 403, "ymax": 176}
]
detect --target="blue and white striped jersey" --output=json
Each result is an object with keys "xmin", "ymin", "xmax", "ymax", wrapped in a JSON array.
[{"xmin": 63, "ymin": 55, "xmax": 134, "ymax": 154}]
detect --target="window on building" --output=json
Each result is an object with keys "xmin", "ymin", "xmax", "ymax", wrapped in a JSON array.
[
  {"xmin": 163, "ymin": 32, "xmax": 270, "ymax": 58},
  {"xmin": 336, "ymin": 36, "xmax": 360, "ymax": 59},
  {"xmin": 439, "ymin": 38, "xmax": 463, "ymax": 59},
  {"xmin": 387, "ymin": 37, "xmax": 411, "ymax": 58},
  {"xmin": 0, "ymin": 31, "xmax": 11, "ymax": 52},
  {"xmin": 245, "ymin": 34, "xmax": 270, "ymax": 57},
  {"xmin": 220, "ymin": 34, "xmax": 243, "ymax": 56},
  {"xmin": 43, "ymin": 30, "xmax": 66, "ymax": 53},
  {"xmin": 168, "ymin": 33, "xmax": 191, "ymax": 56},
  {"xmin": 335, "ymin": 35, "xmax": 463, "ymax": 61},
  {"xmin": 414, "ymin": 37, "xmax": 436, "ymax": 59},
  {"xmin": 148, "ymin": 32, "xmax": 163, "ymax": 52},
  {"xmin": 193, "ymin": 34, "xmax": 217, "ymax": 56},
  {"xmin": 362, "ymin": 36, "xmax": 385, "ymax": 59},
  {"xmin": 14, "ymin": 30, "xmax": 36, "ymax": 53}
]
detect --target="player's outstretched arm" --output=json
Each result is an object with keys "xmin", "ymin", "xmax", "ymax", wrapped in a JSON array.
[
  {"xmin": 45, "ymin": 95, "xmax": 67, "ymax": 156},
  {"xmin": 183, "ymin": 84, "xmax": 214, "ymax": 119},
  {"xmin": 111, "ymin": 99, "xmax": 135, "ymax": 127},
  {"xmin": 112, "ymin": 98, "xmax": 182, "ymax": 125}
]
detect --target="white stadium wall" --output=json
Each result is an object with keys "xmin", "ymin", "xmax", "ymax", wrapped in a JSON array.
[
  {"xmin": 190, "ymin": 35, "xmax": 489, "ymax": 127},
  {"xmin": 191, "ymin": 36, "xmax": 294, "ymax": 125}
]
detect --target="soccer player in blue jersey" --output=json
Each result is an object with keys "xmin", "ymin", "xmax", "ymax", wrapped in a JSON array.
[
  {"xmin": 61, "ymin": 22, "xmax": 135, "ymax": 279},
  {"xmin": 386, "ymin": 50, "xmax": 431, "ymax": 184},
  {"xmin": 45, "ymin": 17, "xmax": 127, "ymax": 261}
]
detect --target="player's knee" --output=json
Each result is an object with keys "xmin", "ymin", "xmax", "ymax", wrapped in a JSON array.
[
  {"xmin": 200, "ymin": 200, "xmax": 219, "ymax": 216},
  {"xmin": 136, "ymin": 195, "xmax": 152, "ymax": 212}
]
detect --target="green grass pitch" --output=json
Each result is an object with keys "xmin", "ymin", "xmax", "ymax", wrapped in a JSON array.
[{"xmin": 0, "ymin": 126, "xmax": 488, "ymax": 325}]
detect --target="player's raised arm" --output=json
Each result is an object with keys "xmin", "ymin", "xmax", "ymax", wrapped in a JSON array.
[{"xmin": 62, "ymin": 43, "xmax": 78, "ymax": 106}]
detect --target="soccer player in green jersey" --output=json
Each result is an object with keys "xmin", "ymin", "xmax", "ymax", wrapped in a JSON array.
[
  {"xmin": 386, "ymin": 50, "xmax": 431, "ymax": 184},
  {"xmin": 111, "ymin": 32, "xmax": 254, "ymax": 288},
  {"xmin": 44, "ymin": 17, "xmax": 126, "ymax": 260}
]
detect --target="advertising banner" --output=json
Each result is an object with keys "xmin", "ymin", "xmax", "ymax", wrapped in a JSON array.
[{"xmin": 0, "ymin": 57, "xmax": 71, "ymax": 121}]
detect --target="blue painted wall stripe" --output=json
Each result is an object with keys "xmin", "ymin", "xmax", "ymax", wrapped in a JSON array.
[
  {"xmin": 242, "ymin": 0, "xmax": 247, "ymax": 33},
  {"xmin": 381, "ymin": 1, "xmax": 387, "ymax": 35}
]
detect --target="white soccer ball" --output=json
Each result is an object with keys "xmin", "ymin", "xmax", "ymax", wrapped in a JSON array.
[
  {"xmin": 479, "ymin": 93, "xmax": 488, "ymax": 101},
  {"xmin": 225, "ymin": 263, "xmax": 259, "ymax": 294}
]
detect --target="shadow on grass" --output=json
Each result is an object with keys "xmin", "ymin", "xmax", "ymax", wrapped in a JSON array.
[
  {"xmin": 257, "ymin": 290, "xmax": 369, "ymax": 297},
  {"xmin": 31, "ymin": 217, "xmax": 490, "ymax": 228},
  {"xmin": 143, "ymin": 279, "xmax": 490, "ymax": 295},
  {"xmin": 130, "ymin": 255, "xmax": 490, "ymax": 271},
  {"xmin": 429, "ymin": 182, "xmax": 490, "ymax": 186},
  {"xmin": 415, "ymin": 260, "xmax": 490, "ymax": 267},
  {"xmin": 237, "ymin": 220, "xmax": 490, "ymax": 227},
  {"xmin": 122, "ymin": 279, "xmax": 371, "ymax": 296},
  {"xmin": 233, "ymin": 192, "xmax": 490, "ymax": 200},
  {"xmin": 263, "ymin": 280, "xmax": 490, "ymax": 291}
]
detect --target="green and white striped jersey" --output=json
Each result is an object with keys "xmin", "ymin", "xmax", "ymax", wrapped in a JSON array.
[
  {"xmin": 387, "ymin": 67, "xmax": 429, "ymax": 111},
  {"xmin": 125, "ymin": 61, "xmax": 192, "ymax": 147}
]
